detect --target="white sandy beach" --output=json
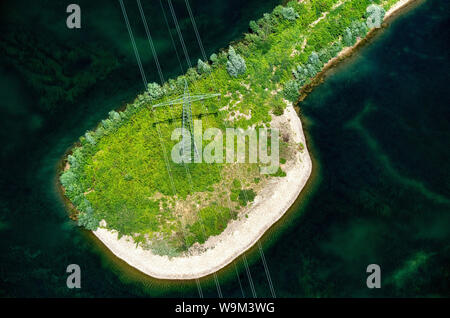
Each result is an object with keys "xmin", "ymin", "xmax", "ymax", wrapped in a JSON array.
[
  {"xmin": 386, "ymin": 0, "xmax": 417, "ymax": 18},
  {"xmin": 92, "ymin": 0, "xmax": 415, "ymax": 280}
]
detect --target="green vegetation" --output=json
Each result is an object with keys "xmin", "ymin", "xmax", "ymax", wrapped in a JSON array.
[
  {"xmin": 186, "ymin": 206, "xmax": 236, "ymax": 246},
  {"xmin": 281, "ymin": 7, "xmax": 300, "ymax": 21},
  {"xmin": 60, "ymin": 0, "xmax": 399, "ymax": 256},
  {"xmin": 238, "ymin": 189, "xmax": 256, "ymax": 206}
]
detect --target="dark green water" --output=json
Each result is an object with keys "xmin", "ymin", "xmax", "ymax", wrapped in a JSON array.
[{"xmin": 0, "ymin": 0, "xmax": 449, "ymax": 297}]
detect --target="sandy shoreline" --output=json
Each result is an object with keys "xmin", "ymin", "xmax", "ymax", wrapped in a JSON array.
[
  {"xmin": 385, "ymin": 0, "xmax": 419, "ymax": 18},
  {"xmin": 74, "ymin": 0, "xmax": 417, "ymax": 280}
]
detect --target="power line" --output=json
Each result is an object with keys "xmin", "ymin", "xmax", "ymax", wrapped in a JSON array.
[
  {"xmin": 137, "ymin": 0, "xmax": 224, "ymax": 298},
  {"xmin": 183, "ymin": 0, "xmax": 277, "ymax": 298},
  {"xmin": 167, "ymin": 0, "xmax": 192, "ymax": 68},
  {"xmin": 119, "ymin": 0, "xmax": 147, "ymax": 87},
  {"xmin": 119, "ymin": 0, "xmax": 202, "ymax": 297},
  {"xmin": 137, "ymin": 0, "xmax": 165, "ymax": 84}
]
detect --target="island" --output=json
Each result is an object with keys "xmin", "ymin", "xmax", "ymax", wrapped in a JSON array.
[{"xmin": 59, "ymin": 0, "xmax": 416, "ymax": 279}]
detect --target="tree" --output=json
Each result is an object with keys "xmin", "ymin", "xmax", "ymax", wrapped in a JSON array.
[
  {"xmin": 330, "ymin": 41, "xmax": 343, "ymax": 57},
  {"xmin": 355, "ymin": 21, "xmax": 369, "ymax": 37},
  {"xmin": 186, "ymin": 67, "xmax": 199, "ymax": 82},
  {"xmin": 108, "ymin": 110, "xmax": 121, "ymax": 121},
  {"xmin": 94, "ymin": 126, "xmax": 105, "ymax": 139},
  {"xmin": 67, "ymin": 154, "xmax": 79, "ymax": 169},
  {"xmin": 318, "ymin": 48, "xmax": 331, "ymax": 64},
  {"xmin": 283, "ymin": 80, "xmax": 301, "ymax": 103},
  {"xmin": 293, "ymin": 65, "xmax": 308, "ymax": 82},
  {"xmin": 245, "ymin": 32, "xmax": 260, "ymax": 44},
  {"xmin": 306, "ymin": 63, "xmax": 318, "ymax": 77},
  {"xmin": 281, "ymin": 7, "xmax": 299, "ymax": 21},
  {"xmin": 366, "ymin": 4, "xmax": 385, "ymax": 29},
  {"xmin": 168, "ymin": 79, "xmax": 177, "ymax": 91},
  {"xmin": 350, "ymin": 20, "xmax": 368, "ymax": 39},
  {"xmin": 60, "ymin": 170, "xmax": 76, "ymax": 188},
  {"xmin": 249, "ymin": 20, "xmax": 259, "ymax": 33},
  {"xmin": 78, "ymin": 207, "xmax": 100, "ymax": 231},
  {"xmin": 197, "ymin": 59, "xmax": 211, "ymax": 74},
  {"xmin": 84, "ymin": 132, "xmax": 96, "ymax": 145},
  {"xmin": 343, "ymin": 27, "xmax": 355, "ymax": 47},
  {"xmin": 176, "ymin": 76, "xmax": 186, "ymax": 89},
  {"xmin": 262, "ymin": 13, "xmax": 275, "ymax": 28},
  {"xmin": 308, "ymin": 51, "xmax": 322, "ymax": 71},
  {"xmin": 209, "ymin": 53, "xmax": 218, "ymax": 64},
  {"xmin": 147, "ymin": 82, "xmax": 164, "ymax": 100},
  {"xmin": 101, "ymin": 119, "xmax": 113, "ymax": 130},
  {"xmin": 226, "ymin": 46, "xmax": 246, "ymax": 77},
  {"xmin": 238, "ymin": 189, "xmax": 256, "ymax": 206}
]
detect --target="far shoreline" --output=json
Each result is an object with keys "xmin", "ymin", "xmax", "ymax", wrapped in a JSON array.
[
  {"xmin": 56, "ymin": 0, "xmax": 420, "ymax": 280},
  {"xmin": 298, "ymin": 0, "xmax": 423, "ymax": 102}
]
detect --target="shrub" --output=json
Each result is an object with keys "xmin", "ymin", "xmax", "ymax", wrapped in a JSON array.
[
  {"xmin": 186, "ymin": 68, "xmax": 200, "ymax": 82},
  {"xmin": 187, "ymin": 206, "xmax": 232, "ymax": 244},
  {"xmin": 273, "ymin": 103, "xmax": 284, "ymax": 116},
  {"xmin": 197, "ymin": 59, "xmax": 211, "ymax": 74},
  {"xmin": 238, "ymin": 189, "xmax": 256, "ymax": 206},
  {"xmin": 78, "ymin": 208, "xmax": 100, "ymax": 231},
  {"xmin": 209, "ymin": 53, "xmax": 218, "ymax": 65},
  {"xmin": 308, "ymin": 51, "xmax": 323, "ymax": 72},
  {"xmin": 60, "ymin": 170, "xmax": 76, "ymax": 188},
  {"xmin": 249, "ymin": 20, "xmax": 260, "ymax": 33},
  {"xmin": 150, "ymin": 239, "xmax": 180, "ymax": 258},
  {"xmin": 343, "ymin": 27, "xmax": 356, "ymax": 47},
  {"xmin": 147, "ymin": 82, "xmax": 164, "ymax": 100},
  {"xmin": 108, "ymin": 110, "xmax": 121, "ymax": 121},
  {"xmin": 84, "ymin": 132, "xmax": 96, "ymax": 145},
  {"xmin": 272, "ymin": 166, "xmax": 286, "ymax": 177},
  {"xmin": 351, "ymin": 20, "xmax": 369, "ymax": 38},
  {"xmin": 283, "ymin": 80, "xmax": 301, "ymax": 103}
]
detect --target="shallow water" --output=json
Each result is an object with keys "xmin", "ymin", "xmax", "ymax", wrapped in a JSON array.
[{"xmin": 0, "ymin": 0, "xmax": 448, "ymax": 297}]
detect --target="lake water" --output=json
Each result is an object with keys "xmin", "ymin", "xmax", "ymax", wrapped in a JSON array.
[{"xmin": 0, "ymin": 0, "xmax": 448, "ymax": 297}]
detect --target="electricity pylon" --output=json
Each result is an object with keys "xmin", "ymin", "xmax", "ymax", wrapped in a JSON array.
[{"xmin": 152, "ymin": 80, "xmax": 220, "ymax": 163}]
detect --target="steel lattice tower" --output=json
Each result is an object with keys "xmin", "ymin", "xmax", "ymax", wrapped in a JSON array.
[
  {"xmin": 152, "ymin": 80, "xmax": 220, "ymax": 163},
  {"xmin": 181, "ymin": 81, "xmax": 197, "ymax": 162}
]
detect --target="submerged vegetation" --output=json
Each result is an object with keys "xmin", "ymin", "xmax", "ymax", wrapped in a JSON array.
[{"xmin": 60, "ymin": 0, "xmax": 400, "ymax": 256}]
